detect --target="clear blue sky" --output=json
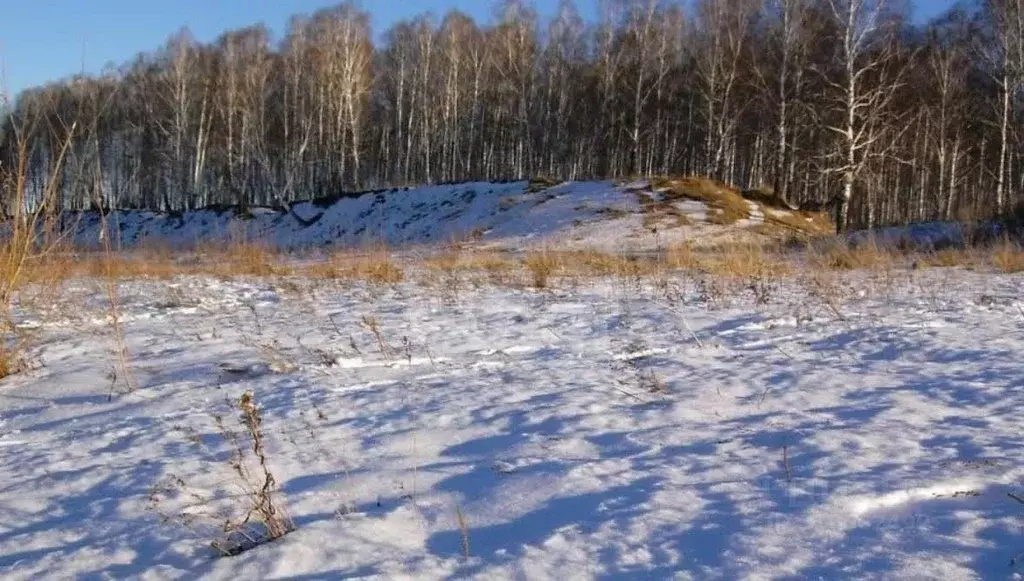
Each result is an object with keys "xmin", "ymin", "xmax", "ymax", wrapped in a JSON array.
[{"xmin": 1, "ymin": 0, "xmax": 959, "ymax": 97}]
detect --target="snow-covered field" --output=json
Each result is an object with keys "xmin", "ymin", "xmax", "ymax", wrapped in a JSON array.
[{"xmin": 1, "ymin": 266, "xmax": 1022, "ymax": 580}]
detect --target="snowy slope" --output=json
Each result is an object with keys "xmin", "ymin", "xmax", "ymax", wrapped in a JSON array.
[
  {"xmin": 1, "ymin": 268, "xmax": 1023, "ymax": 579},
  {"xmin": 66, "ymin": 180, "xmax": 805, "ymax": 252}
]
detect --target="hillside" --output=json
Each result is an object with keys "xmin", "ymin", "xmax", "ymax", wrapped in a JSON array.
[{"xmin": 67, "ymin": 178, "xmax": 833, "ymax": 252}]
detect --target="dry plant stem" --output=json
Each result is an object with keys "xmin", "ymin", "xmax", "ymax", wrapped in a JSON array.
[
  {"xmin": 412, "ymin": 433, "xmax": 419, "ymax": 501},
  {"xmin": 248, "ymin": 303, "xmax": 264, "ymax": 336},
  {"xmin": 456, "ymin": 505, "xmax": 470, "ymax": 560},
  {"xmin": 611, "ymin": 382, "xmax": 647, "ymax": 403},
  {"xmin": 0, "ymin": 119, "xmax": 77, "ymax": 309},
  {"xmin": 103, "ymin": 278, "xmax": 135, "ymax": 394},
  {"xmin": 774, "ymin": 344, "xmax": 796, "ymax": 360},
  {"xmin": 678, "ymin": 310, "xmax": 705, "ymax": 349},
  {"xmin": 782, "ymin": 445, "xmax": 792, "ymax": 484},
  {"xmin": 361, "ymin": 315, "xmax": 394, "ymax": 361},
  {"xmin": 237, "ymin": 391, "xmax": 293, "ymax": 540},
  {"xmin": 0, "ymin": 91, "xmax": 80, "ymax": 378},
  {"xmin": 98, "ymin": 215, "xmax": 136, "ymax": 396}
]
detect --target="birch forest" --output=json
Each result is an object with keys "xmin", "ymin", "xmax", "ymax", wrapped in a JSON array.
[{"xmin": 2, "ymin": 0, "xmax": 1023, "ymax": 231}]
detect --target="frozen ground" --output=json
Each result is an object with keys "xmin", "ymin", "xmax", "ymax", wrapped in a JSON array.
[{"xmin": 0, "ymin": 267, "xmax": 1022, "ymax": 579}]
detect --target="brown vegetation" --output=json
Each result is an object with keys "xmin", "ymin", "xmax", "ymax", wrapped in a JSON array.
[
  {"xmin": 652, "ymin": 177, "xmax": 752, "ymax": 225},
  {"xmin": 991, "ymin": 239, "xmax": 1024, "ymax": 273},
  {"xmin": 3, "ymin": 222, "xmax": 1021, "ymax": 305}
]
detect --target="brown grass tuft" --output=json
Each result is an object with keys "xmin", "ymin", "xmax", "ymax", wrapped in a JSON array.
[
  {"xmin": 700, "ymin": 242, "xmax": 785, "ymax": 278},
  {"xmin": 301, "ymin": 250, "xmax": 404, "ymax": 284},
  {"xmin": 811, "ymin": 240, "xmax": 894, "ymax": 271},
  {"xmin": 991, "ymin": 240, "xmax": 1024, "ymax": 273},
  {"xmin": 219, "ymin": 242, "xmax": 291, "ymax": 277},
  {"xmin": 527, "ymin": 176, "xmax": 562, "ymax": 193},
  {"xmin": 653, "ymin": 176, "xmax": 752, "ymax": 225},
  {"xmin": 665, "ymin": 243, "xmax": 702, "ymax": 270},
  {"xmin": 523, "ymin": 251, "xmax": 560, "ymax": 288},
  {"xmin": 0, "ymin": 334, "xmax": 28, "ymax": 381},
  {"xmin": 916, "ymin": 248, "xmax": 978, "ymax": 268},
  {"xmin": 761, "ymin": 208, "xmax": 835, "ymax": 238}
]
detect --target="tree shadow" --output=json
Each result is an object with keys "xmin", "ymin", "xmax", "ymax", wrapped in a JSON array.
[{"xmin": 428, "ymin": 476, "xmax": 663, "ymax": 568}]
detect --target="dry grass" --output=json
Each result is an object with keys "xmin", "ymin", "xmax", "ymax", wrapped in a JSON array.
[
  {"xmin": 742, "ymin": 185, "xmax": 792, "ymax": 209},
  {"xmin": 991, "ymin": 240, "xmax": 1024, "ymax": 273},
  {"xmin": 523, "ymin": 251, "xmax": 560, "ymax": 288},
  {"xmin": 916, "ymin": 248, "xmax": 981, "ymax": 268},
  {"xmin": 423, "ymin": 250, "xmax": 517, "ymax": 276},
  {"xmin": 13, "ymin": 243, "xmax": 404, "ymax": 286},
  {"xmin": 521, "ymin": 250, "xmax": 667, "ymax": 287},
  {"xmin": 217, "ymin": 242, "xmax": 291, "ymax": 277},
  {"xmin": 6, "ymin": 227, "xmax": 1020, "ymax": 300},
  {"xmin": 664, "ymin": 241, "xmax": 786, "ymax": 278},
  {"xmin": 300, "ymin": 249, "xmax": 404, "ymax": 284},
  {"xmin": 646, "ymin": 177, "xmax": 832, "ymax": 239},
  {"xmin": 501, "ymin": 244, "xmax": 790, "ymax": 290},
  {"xmin": 0, "ymin": 346, "xmax": 15, "ymax": 380},
  {"xmin": 809, "ymin": 240, "xmax": 895, "ymax": 271},
  {"xmin": 665, "ymin": 243, "xmax": 701, "ymax": 270},
  {"xmin": 652, "ymin": 176, "xmax": 752, "ymax": 225},
  {"xmin": 16, "ymin": 236, "xmax": 1022, "ymax": 294},
  {"xmin": 761, "ymin": 208, "xmax": 835, "ymax": 239},
  {"xmin": 698, "ymin": 243, "xmax": 786, "ymax": 278},
  {"xmin": 421, "ymin": 249, "xmax": 519, "ymax": 298},
  {"xmin": 0, "ymin": 330, "xmax": 29, "ymax": 381},
  {"xmin": 360, "ymin": 315, "xmax": 396, "ymax": 361},
  {"xmin": 526, "ymin": 176, "xmax": 562, "ymax": 193},
  {"xmin": 640, "ymin": 201, "xmax": 691, "ymax": 231},
  {"xmin": 635, "ymin": 189, "xmax": 690, "ymax": 230},
  {"xmin": 0, "ymin": 88, "xmax": 81, "ymax": 381}
]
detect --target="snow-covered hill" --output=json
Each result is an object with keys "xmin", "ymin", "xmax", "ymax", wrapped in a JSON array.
[{"xmin": 67, "ymin": 179, "xmax": 831, "ymax": 251}]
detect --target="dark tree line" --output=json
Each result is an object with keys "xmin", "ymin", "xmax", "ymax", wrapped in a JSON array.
[{"xmin": 2, "ymin": 0, "xmax": 1023, "ymax": 231}]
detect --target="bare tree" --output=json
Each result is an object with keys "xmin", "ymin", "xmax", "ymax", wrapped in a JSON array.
[
  {"xmin": 821, "ymin": 0, "xmax": 909, "ymax": 231},
  {"xmin": 694, "ymin": 0, "xmax": 757, "ymax": 182},
  {"xmin": 759, "ymin": 0, "xmax": 815, "ymax": 206}
]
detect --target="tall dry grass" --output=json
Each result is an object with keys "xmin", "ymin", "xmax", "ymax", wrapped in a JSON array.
[
  {"xmin": 300, "ymin": 247, "xmax": 404, "ymax": 284},
  {"xmin": 0, "ymin": 89, "xmax": 79, "ymax": 378},
  {"xmin": 651, "ymin": 176, "xmax": 752, "ymax": 225},
  {"xmin": 991, "ymin": 239, "xmax": 1024, "ymax": 273},
  {"xmin": 807, "ymin": 239, "xmax": 895, "ymax": 271}
]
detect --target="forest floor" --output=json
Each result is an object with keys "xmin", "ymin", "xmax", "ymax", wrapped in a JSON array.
[{"xmin": 0, "ymin": 255, "xmax": 1022, "ymax": 580}]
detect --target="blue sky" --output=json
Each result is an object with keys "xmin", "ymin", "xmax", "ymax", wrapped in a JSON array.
[{"xmin": 1, "ymin": 0, "xmax": 958, "ymax": 96}]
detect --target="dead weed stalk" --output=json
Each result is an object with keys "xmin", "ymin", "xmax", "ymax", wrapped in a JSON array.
[{"xmin": 211, "ymin": 391, "xmax": 294, "ymax": 555}]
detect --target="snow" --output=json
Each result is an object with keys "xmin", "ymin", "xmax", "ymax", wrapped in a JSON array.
[
  {"xmin": 1, "ymin": 266, "xmax": 1023, "ymax": 579},
  {"xmin": 63, "ymin": 180, "xmax": 787, "ymax": 253}
]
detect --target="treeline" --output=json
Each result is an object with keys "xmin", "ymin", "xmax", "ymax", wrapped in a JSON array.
[{"xmin": 1, "ymin": 0, "xmax": 1023, "ymax": 231}]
